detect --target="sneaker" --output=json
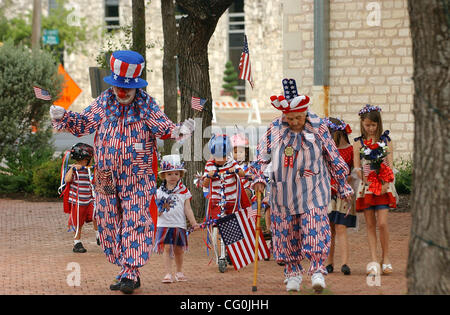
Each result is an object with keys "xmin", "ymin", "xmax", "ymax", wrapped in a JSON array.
[
  {"xmin": 73, "ymin": 242, "xmax": 87, "ymax": 253},
  {"xmin": 111, "ymin": 277, "xmax": 140, "ymax": 291},
  {"xmin": 120, "ymin": 278, "xmax": 139, "ymax": 294},
  {"xmin": 326, "ymin": 264, "xmax": 334, "ymax": 273},
  {"xmin": 110, "ymin": 279, "xmax": 122, "ymax": 291},
  {"xmin": 285, "ymin": 276, "xmax": 302, "ymax": 292},
  {"xmin": 341, "ymin": 264, "xmax": 351, "ymax": 275},
  {"xmin": 96, "ymin": 237, "xmax": 100, "ymax": 246},
  {"xmin": 311, "ymin": 272, "xmax": 326, "ymax": 293}
]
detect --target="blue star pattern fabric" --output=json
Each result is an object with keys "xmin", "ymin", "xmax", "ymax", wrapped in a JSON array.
[
  {"xmin": 52, "ymin": 87, "xmax": 178, "ymax": 282},
  {"xmin": 270, "ymin": 207, "xmax": 331, "ymax": 277}
]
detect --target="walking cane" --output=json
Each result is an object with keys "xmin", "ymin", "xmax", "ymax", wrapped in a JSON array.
[{"xmin": 252, "ymin": 190, "xmax": 262, "ymax": 292}]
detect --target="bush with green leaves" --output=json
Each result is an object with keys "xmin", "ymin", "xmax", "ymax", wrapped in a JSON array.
[
  {"xmin": 394, "ymin": 159, "xmax": 413, "ymax": 194},
  {"xmin": 32, "ymin": 158, "xmax": 63, "ymax": 198},
  {"xmin": 0, "ymin": 41, "xmax": 62, "ymax": 160}
]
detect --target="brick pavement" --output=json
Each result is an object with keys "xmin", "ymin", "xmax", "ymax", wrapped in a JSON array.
[{"xmin": 0, "ymin": 198, "xmax": 410, "ymax": 295}]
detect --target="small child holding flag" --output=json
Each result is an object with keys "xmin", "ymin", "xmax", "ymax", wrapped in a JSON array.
[{"xmin": 154, "ymin": 155, "xmax": 199, "ymax": 283}]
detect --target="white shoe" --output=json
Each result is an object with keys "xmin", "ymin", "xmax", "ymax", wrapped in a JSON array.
[
  {"xmin": 285, "ymin": 275, "xmax": 302, "ymax": 292},
  {"xmin": 311, "ymin": 272, "xmax": 326, "ymax": 293}
]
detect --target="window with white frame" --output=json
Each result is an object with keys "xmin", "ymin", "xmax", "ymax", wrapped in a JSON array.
[
  {"xmin": 228, "ymin": 0, "xmax": 245, "ymax": 101},
  {"xmin": 105, "ymin": 0, "xmax": 120, "ymax": 32}
]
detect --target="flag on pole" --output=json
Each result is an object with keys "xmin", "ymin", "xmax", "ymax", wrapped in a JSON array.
[
  {"xmin": 216, "ymin": 208, "xmax": 270, "ymax": 270},
  {"xmin": 191, "ymin": 96, "xmax": 206, "ymax": 111},
  {"xmin": 238, "ymin": 35, "xmax": 254, "ymax": 89},
  {"xmin": 33, "ymin": 86, "xmax": 52, "ymax": 101}
]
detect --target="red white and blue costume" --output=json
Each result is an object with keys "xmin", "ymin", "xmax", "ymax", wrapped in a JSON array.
[
  {"xmin": 51, "ymin": 51, "xmax": 191, "ymax": 285},
  {"xmin": 249, "ymin": 80, "xmax": 353, "ymax": 280}
]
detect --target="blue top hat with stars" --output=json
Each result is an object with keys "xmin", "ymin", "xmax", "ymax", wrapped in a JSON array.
[{"xmin": 103, "ymin": 50, "xmax": 148, "ymax": 89}]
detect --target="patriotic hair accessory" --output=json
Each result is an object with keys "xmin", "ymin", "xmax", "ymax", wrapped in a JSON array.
[
  {"xmin": 208, "ymin": 134, "xmax": 232, "ymax": 158},
  {"xmin": 324, "ymin": 117, "xmax": 352, "ymax": 134},
  {"xmin": 359, "ymin": 104, "xmax": 382, "ymax": 116},
  {"xmin": 230, "ymin": 134, "xmax": 249, "ymax": 147},
  {"xmin": 103, "ymin": 50, "xmax": 148, "ymax": 89}
]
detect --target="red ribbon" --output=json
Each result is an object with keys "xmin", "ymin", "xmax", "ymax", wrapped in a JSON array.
[{"xmin": 367, "ymin": 164, "xmax": 394, "ymax": 195}]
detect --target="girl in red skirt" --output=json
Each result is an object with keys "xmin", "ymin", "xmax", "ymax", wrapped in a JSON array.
[{"xmin": 353, "ymin": 105, "xmax": 397, "ymax": 276}]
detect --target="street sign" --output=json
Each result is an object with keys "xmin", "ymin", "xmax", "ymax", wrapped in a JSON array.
[
  {"xmin": 42, "ymin": 29, "xmax": 59, "ymax": 45},
  {"xmin": 53, "ymin": 64, "xmax": 82, "ymax": 110}
]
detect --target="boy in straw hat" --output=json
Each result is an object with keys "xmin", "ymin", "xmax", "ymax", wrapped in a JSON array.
[
  {"xmin": 154, "ymin": 154, "xmax": 199, "ymax": 283},
  {"xmin": 49, "ymin": 50, "xmax": 196, "ymax": 294},
  {"xmin": 250, "ymin": 78, "xmax": 354, "ymax": 293}
]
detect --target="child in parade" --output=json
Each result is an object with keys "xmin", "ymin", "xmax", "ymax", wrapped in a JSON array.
[
  {"xmin": 353, "ymin": 104, "xmax": 397, "ymax": 276},
  {"xmin": 62, "ymin": 143, "xmax": 99, "ymax": 253},
  {"xmin": 154, "ymin": 155, "xmax": 199, "ymax": 283},
  {"xmin": 324, "ymin": 117, "xmax": 357, "ymax": 276},
  {"xmin": 202, "ymin": 134, "xmax": 251, "ymax": 219}
]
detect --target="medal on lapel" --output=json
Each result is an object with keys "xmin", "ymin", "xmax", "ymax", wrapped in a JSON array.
[{"xmin": 284, "ymin": 146, "xmax": 295, "ymax": 167}]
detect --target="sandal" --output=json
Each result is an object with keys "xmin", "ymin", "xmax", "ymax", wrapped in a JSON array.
[
  {"xmin": 162, "ymin": 273, "xmax": 173, "ymax": 283},
  {"xmin": 175, "ymin": 272, "xmax": 187, "ymax": 282},
  {"xmin": 382, "ymin": 263, "xmax": 393, "ymax": 275},
  {"xmin": 366, "ymin": 262, "xmax": 380, "ymax": 276}
]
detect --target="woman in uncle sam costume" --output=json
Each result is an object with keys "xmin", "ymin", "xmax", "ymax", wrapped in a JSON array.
[
  {"xmin": 251, "ymin": 78, "xmax": 354, "ymax": 293},
  {"xmin": 49, "ymin": 50, "xmax": 195, "ymax": 294}
]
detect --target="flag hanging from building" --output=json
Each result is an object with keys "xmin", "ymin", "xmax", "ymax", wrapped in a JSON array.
[
  {"xmin": 238, "ymin": 35, "xmax": 254, "ymax": 89},
  {"xmin": 191, "ymin": 96, "xmax": 206, "ymax": 111},
  {"xmin": 216, "ymin": 208, "xmax": 270, "ymax": 270},
  {"xmin": 33, "ymin": 86, "xmax": 52, "ymax": 101}
]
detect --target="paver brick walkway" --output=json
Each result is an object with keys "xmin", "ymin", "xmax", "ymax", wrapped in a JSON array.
[{"xmin": 0, "ymin": 199, "xmax": 410, "ymax": 295}]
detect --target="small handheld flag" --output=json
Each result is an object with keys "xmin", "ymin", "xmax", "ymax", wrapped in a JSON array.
[
  {"xmin": 238, "ymin": 35, "xmax": 254, "ymax": 89},
  {"xmin": 33, "ymin": 86, "xmax": 52, "ymax": 101},
  {"xmin": 191, "ymin": 96, "xmax": 206, "ymax": 111}
]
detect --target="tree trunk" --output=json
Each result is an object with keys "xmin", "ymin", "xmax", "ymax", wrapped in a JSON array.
[
  {"xmin": 161, "ymin": 0, "xmax": 178, "ymax": 155},
  {"xmin": 407, "ymin": 0, "xmax": 450, "ymax": 294},
  {"xmin": 132, "ymin": 0, "xmax": 146, "ymax": 87},
  {"xmin": 175, "ymin": 0, "xmax": 235, "ymax": 218}
]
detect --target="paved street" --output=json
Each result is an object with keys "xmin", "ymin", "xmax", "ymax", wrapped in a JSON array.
[{"xmin": 0, "ymin": 198, "xmax": 409, "ymax": 295}]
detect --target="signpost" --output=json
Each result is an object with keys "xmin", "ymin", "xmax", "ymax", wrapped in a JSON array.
[{"xmin": 42, "ymin": 29, "xmax": 60, "ymax": 45}]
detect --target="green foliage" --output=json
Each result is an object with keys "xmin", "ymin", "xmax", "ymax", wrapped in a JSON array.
[
  {"xmin": 0, "ymin": 41, "xmax": 63, "ymax": 160},
  {"xmin": 0, "ymin": 0, "xmax": 92, "ymax": 56},
  {"xmin": 394, "ymin": 159, "xmax": 413, "ymax": 194},
  {"xmin": 0, "ymin": 139, "xmax": 55, "ymax": 194},
  {"xmin": 222, "ymin": 61, "xmax": 239, "ymax": 99},
  {"xmin": 96, "ymin": 25, "xmax": 155, "ymax": 69},
  {"xmin": 32, "ymin": 158, "xmax": 62, "ymax": 198}
]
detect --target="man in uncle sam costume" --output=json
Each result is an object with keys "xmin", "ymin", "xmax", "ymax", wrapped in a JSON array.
[
  {"xmin": 50, "ymin": 50, "xmax": 195, "ymax": 294},
  {"xmin": 250, "ymin": 78, "xmax": 354, "ymax": 293}
]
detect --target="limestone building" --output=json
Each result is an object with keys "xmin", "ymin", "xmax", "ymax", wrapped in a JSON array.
[{"xmin": 5, "ymin": 0, "xmax": 414, "ymax": 159}]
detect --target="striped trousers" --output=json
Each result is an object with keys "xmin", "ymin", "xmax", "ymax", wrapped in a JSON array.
[
  {"xmin": 95, "ymin": 187, "xmax": 154, "ymax": 282},
  {"xmin": 271, "ymin": 206, "xmax": 331, "ymax": 277}
]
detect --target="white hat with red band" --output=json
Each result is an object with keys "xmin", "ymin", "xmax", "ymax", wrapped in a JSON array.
[{"xmin": 103, "ymin": 50, "xmax": 148, "ymax": 89}]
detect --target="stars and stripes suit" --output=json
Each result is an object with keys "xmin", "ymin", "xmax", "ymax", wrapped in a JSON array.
[
  {"xmin": 250, "ymin": 112, "xmax": 353, "ymax": 277},
  {"xmin": 52, "ymin": 87, "xmax": 178, "ymax": 281}
]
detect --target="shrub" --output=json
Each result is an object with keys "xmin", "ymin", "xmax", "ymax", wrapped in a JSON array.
[
  {"xmin": 0, "ymin": 41, "xmax": 63, "ymax": 160},
  {"xmin": 394, "ymin": 159, "xmax": 413, "ymax": 194},
  {"xmin": 0, "ymin": 140, "xmax": 55, "ymax": 194},
  {"xmin": 32, "ymin": 158, "xmax": 63, "ymax": 198}
]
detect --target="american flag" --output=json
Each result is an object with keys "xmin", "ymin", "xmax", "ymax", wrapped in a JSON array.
[
  {"xmin": 217, "ymin": 208, "xmax": 270, "ymax": 270},
  {"xmin": 191, "ymin": 96, "xmax": 206, "ymax": 111},
  {"xmin": 238, "ymin": 35, "xmax": 254, "ymax": 89},
  {"xmin": 33, "ymin": 86, "xmax": 52, "ymax": 101}
]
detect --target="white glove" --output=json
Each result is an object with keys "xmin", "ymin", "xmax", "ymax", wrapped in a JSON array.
[
  {"xmin": 179, "ymin": 118, "xmax": 195, "ymax": 135},
  {"xmin": 50, "ymin": 105, "xmax": 66, "ymax": 120}
]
